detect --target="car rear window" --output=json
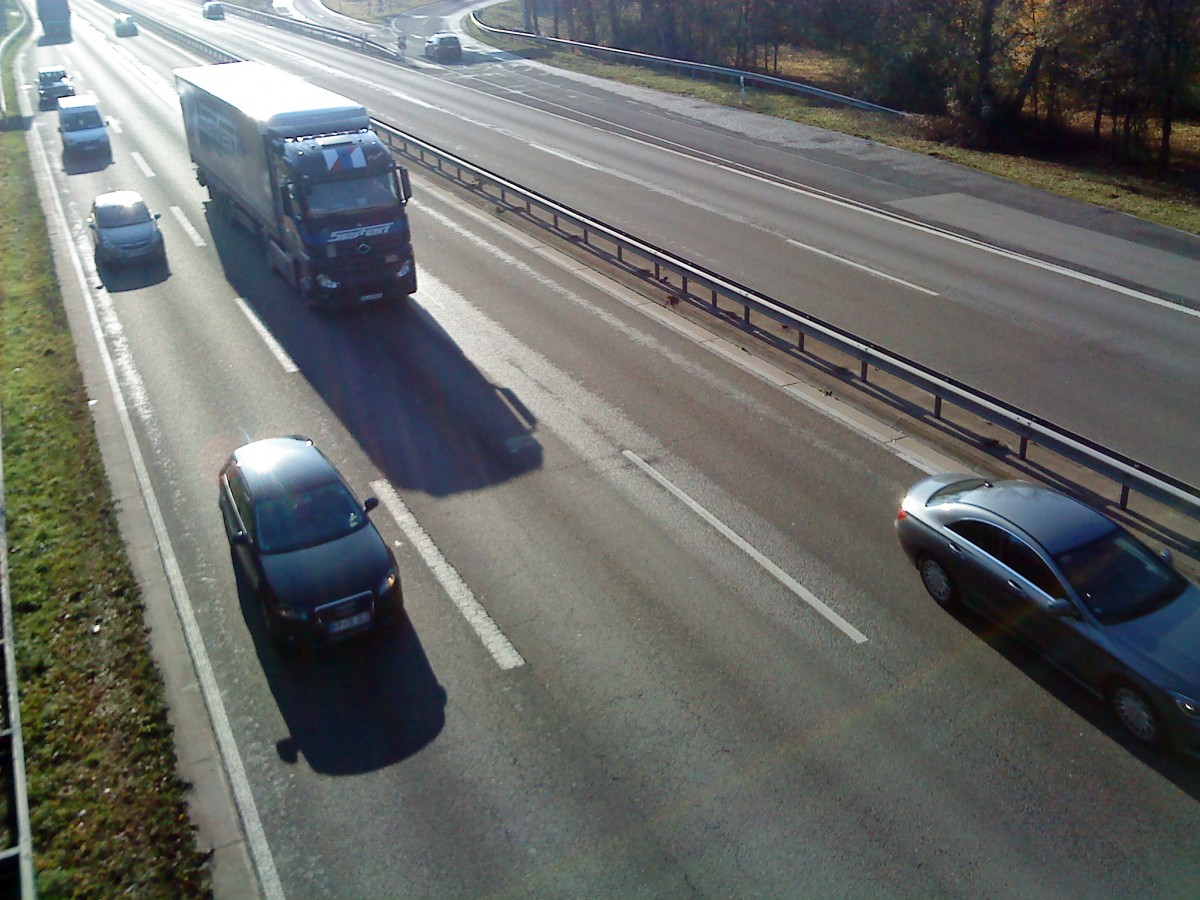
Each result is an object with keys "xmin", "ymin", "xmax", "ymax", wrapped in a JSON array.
[{"xmin": 927, "ymin": 478, "xmax": 990, "ymax": 506}]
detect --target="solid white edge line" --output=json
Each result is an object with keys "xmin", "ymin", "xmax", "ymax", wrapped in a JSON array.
[
  {"xmin": 788, "ymin": 238, "xmax": 939, "ymax": 296},
  {"xmin": 233, "ymin": 298, "xmax": 300, "ymax": 373},
  {"xmin": 371, "ymin": 480, "xmax": 526, "ymax": 670},
  {"xmin": 130, "ymin": 150, "xmax": 154, "ymax": 178},
  {"xmin": 169, "ymin": 205, "xmax": 208, "ymax": 248},
  {"xmin": 623, "ymin": 451, "xmax": 869, "ymax": 644},
  {"xmin": 31, "ymin": 115, "xmax": 285, "ymax": 899}
]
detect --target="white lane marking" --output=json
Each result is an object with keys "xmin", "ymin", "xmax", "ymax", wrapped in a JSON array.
[
  {"xmin": 371, "ymin": 480, "xmax": 526, "ymax": 671},
  {"xmin": 233, "ymin": 298, "xmax": 299, "ymax": 373},
  {"xmin": 169, "ymin": 206, "xmax": 208, "ymax": 247},
  {"xmin": 30, "ymin": 96, "xmax": 285, "ymax": 900},
  {"xmin": 623, "ymin": 451, "xmax": 868, "ymax": 644},
  {"xmin": 788, "ymin": 238, "xmax": 939, "ymax": 296},
  {"xmin": 130, "ymin": 150, "xmax": 154, "ymax": 178}
]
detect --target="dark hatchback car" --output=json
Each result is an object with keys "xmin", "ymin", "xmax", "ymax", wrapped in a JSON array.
[
  {"xmin": 219, "ymin": 437, "xmax": 402, "ymax": 651},
  {"xmin": 895, "ymin": 474, "xmax": 1200, "ymax": 752},
  {"xmin": 424, "ymin": 32, "xmax": 462, "ymax": 63}
]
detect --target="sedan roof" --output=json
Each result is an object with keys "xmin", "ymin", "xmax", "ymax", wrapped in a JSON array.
[
  {"xmin": 232, "ymin": 437, "xmax": 341, "ymax": 499},
  {"xmin": 954, "ymin": 480, "xmax": 1116, "ymax": 556}
]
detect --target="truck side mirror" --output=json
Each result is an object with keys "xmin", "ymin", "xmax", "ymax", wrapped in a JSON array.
[{"xmin": 398, "ymin": 167, "xmax": 411, "ymax": 203}]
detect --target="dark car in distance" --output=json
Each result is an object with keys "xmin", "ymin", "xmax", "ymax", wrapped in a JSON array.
[
  {"xmin": 424, "ymin": 32, "xmax": 462, "ymax": 63},
  {"xmin": 114, "ymin": 14, "xmax": 138, "ymax": 36},
  {"xmin": 219, "ymin": 436, "xmax": 403, "ymax": 651},
  {"xmin": 37, "ymin": 65, "xmax": 75, "ymax": 108},
  {"xmin": 895, "ymin": 474, "xmax": 1200, "ymax": 753}
]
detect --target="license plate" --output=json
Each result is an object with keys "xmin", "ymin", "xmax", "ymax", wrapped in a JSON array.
[
  {"xmin": 327, "ymin": 611, "xmax": 371, "ymax": 634},
  {"xmin": 360, "ymin": 292, "xmax": 384, "ymax": 302}
]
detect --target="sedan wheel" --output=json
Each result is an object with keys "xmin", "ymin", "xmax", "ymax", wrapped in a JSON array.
[
  {"xmin": 918, "ymin": 555, "xmax": 958, "ymax": 607},
  {"xmin": 1110, "ymin": 682, "xmax": 1161, "ymax": 745}
]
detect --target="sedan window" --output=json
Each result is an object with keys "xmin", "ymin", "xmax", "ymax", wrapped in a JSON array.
[
  {"xmin": 947, "ymin": 519, "xmax": 1006, "ymax": 559},
  {"xmin": 1055, "ymin": 529, "xmax": 1188, "ymax": 624},
  {"xmin": 1005, "ymin": 538, "xmax": 1067, "ymax": 599},
  {"xmin": 255, "ymin": 482, "xmax": 365, "ymax": 554}
]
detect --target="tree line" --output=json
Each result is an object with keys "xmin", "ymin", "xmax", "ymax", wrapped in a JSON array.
[{"xmin": 517, "ymin": 0, "xmax": 1200, "ymax": 167}]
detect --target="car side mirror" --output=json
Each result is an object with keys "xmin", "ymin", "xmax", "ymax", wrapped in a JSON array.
[
  {"xmin": 1160, "ymin": 548, "xmax": 1174, "ymax": 567},
  {"xmin": 364, "ymin": 497, "xmax": 379, "ymax": 513},
  {"xmin": 154, "ymin": 213, "xmax": 161, "ymax": 220},
  {"xmin": 231, "ymin": 530, "xmax": 250, "ymax": 546}
]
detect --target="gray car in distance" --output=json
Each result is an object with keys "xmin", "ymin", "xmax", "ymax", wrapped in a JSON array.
[
  {"xmin": 87, "ymin": 191, "xmax": 165, "ymax": 267},
  {"xmin": 895, "ymin": 474, "xmax": 1200, "ymax": 753}
]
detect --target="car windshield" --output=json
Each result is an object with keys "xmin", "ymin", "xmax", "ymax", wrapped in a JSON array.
[
  {"xmin": 1054, "ymin": 529, "xmax": 1188, "ymax": 624},
  {"xmin": 305, "ymin": 174, "xmax": 398, "ymax": 216},
  {"xmin": 255, "ymin": 482, "xmax": 365, "ymax": 554},
  {"xmin": 40, "ymin": 69, "xmax": 67, "ymax": 84},
  {"xmin": 61, "ymin": 109, "xmax": 103, "ymax": 131},
  {"xmin": 95, "ymin": 202, "xmax": 151, "ymax": 228}
]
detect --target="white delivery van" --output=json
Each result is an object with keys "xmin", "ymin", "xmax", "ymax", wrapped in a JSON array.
[{"xmin": 58, "ymin": 93, "xmax": 111, "ymax": 159}]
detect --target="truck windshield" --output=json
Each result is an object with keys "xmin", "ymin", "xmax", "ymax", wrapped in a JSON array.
[{"xmin": 305, "ymin": 174, "xmax": 398, "ymax": 217}]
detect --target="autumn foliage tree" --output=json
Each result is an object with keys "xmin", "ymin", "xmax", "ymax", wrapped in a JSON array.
[{"xmin": 517, "ymin": 0, "xmax": 1200, "ymax": 166}]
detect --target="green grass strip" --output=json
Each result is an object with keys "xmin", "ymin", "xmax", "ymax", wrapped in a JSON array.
[{"xmin": 0, "ymin": 24, "xmax": 211, "ymax": 900}]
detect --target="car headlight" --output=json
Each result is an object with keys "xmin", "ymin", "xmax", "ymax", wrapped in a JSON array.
[
  {"xmin": 378, "ymin": 567, "xmax": 399, "ymax": 596},
  {"xmin": 316, "ymin": 273, "xmax": 340, "ymax": 290},
  {"xmin": 275, "ymin": 603, "xmax": 310, "ymax": 622},
  {"xmin": 1169, "ymin": 691, "xmax": 1200, "ymax": 719}
]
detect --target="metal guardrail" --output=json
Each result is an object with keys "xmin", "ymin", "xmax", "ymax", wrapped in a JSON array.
[
  {"xmin": 123, "ymin": 4, "xmax": 1200, "ymax": 520},
  {"xmin": 468, "ymin": 12, "xmax": 908, "ymax": 117},
  {"xmin": 0, "ymin": 412, "xmax": 34, "ymax": 900}
]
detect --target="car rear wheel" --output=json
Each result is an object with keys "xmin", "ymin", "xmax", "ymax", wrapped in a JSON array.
[
  {"xmin": 917, "ymin": 555, "xmax": 958, "ymax": 608},
  {"xmin": 1109, "ymin": 681, "xmax": 1162, "ymax": 746}
]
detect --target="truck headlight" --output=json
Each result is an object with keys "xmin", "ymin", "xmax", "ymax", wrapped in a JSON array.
[
  {"xmin": 394, "ymin": 260, "xmax": 412, "ymax": 278},
  {"xmin": 316, "ymin": 273, "xmax": 340, "ymax": 290}
]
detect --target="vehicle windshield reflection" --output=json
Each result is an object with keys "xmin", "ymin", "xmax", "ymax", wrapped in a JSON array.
[
  {"xmin": 1055, "ymin": 530, "xmax": 1188, "ymax": 624},
  {"xmin": 256, "ymin": 483, "xmax": 364, "ymax": 554}
]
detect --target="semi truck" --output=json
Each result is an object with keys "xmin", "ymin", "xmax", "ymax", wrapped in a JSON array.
[
  {"xmin": 175, "ymin": 61, "xmax": 417, "ymax": 309},
  {"xmin": 36, "ymin": 0, "xmax": 72, "ymax": 41}
]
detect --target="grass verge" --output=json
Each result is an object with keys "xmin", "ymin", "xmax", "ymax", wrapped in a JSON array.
[{"xmin": 1, "ymin": 19, "xmax": 211, "ymax": 900}]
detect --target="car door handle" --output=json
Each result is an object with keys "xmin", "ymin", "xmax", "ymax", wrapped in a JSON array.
[{"xmin": 1006, "ymin": 580, "xmax": 1026, "ymax": 594}]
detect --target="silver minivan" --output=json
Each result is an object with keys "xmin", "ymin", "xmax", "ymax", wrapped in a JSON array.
[{"xmin": 58, "ymin": 93, "xmax": 111, "ymax": 159}]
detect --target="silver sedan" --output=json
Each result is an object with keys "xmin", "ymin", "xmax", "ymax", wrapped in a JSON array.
[{"xmin": 895, "ymin": 474, "xmax": 1200, "ymax": 753}]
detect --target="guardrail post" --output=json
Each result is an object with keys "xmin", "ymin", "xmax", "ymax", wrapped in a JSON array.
[
  {"xmin": 860, "ymin": 360, "xmax": 869, "ymax": 382},
  {"xmin": 1120, "ymin": 484, "xmax": 1131, "ymax": 509},
  {"xmin": 933, "ymin": 395, "xmax": 943, "ymax": 419},
  {"xmin": 1019, "ymin": 436, "xmax": 1029, "ymax": 460},
  {"xmin": 711, "ymin": 289, "xmax": 718, "ymax": 309},
  {"xmin": 797, "ymin": 330, "xmax": 804, "ymax": 351}
]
